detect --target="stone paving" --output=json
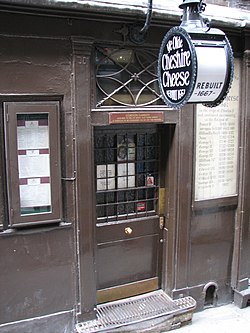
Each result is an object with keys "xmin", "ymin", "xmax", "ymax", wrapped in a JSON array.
[{"xmin": 171, "ymin": 303, "xmax": 250, "ymax": 333}]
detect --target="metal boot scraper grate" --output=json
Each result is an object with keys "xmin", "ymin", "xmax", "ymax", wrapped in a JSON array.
[{"xmin": 76, "ymin": 290, "xmax": 196, "ymax": 332}]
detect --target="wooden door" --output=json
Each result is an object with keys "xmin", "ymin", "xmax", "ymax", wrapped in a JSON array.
[{"xmin": 94, "ymin": 124, "xmax": 165, "ymax": 303}]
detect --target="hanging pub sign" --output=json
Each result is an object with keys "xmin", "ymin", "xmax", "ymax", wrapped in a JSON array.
[
  {"xmin": 158, "ymin": 27, "xmax": 195, "ymax": 108},
  {"xmin": 158, "ymin": 0, "xmax": 234, "ymax": 108}
]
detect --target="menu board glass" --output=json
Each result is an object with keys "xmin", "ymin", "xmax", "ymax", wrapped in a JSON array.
[{"xmin": 17, "ymin": 114, "xmax": 51, "ymax": 215}]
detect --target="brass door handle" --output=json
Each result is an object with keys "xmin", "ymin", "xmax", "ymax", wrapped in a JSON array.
[{"xmin": 125, "ymin": 227, "xmax": 133, "ymax": 235}]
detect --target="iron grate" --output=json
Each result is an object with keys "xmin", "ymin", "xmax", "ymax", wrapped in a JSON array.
[{"xmin": 76, "ymin": 290, "xmax": 196, "ymax": 333}]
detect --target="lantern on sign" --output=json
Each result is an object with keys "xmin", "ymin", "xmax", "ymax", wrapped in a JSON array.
[{"xmin": 158, "ymin": 0, "xmax": 234, "ymax": 108}]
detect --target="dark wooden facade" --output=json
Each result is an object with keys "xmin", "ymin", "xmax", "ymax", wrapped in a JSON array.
[{"xmin": 0, "ymin": 1, "xmax": 249, "ymax": 332}]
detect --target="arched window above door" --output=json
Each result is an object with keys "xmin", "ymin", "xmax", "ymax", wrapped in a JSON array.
[{"xmin": 95, "ymin": 46, "xmax": 164, "ymax": 107}]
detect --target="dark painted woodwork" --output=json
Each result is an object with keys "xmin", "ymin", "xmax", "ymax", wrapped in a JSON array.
[
  {"xmin": 232, "ymin": 50, "xmax": 250, "ymax": 292},
  {"xmin": 0, "ymin": 3, "xmax": 248, "ymax": 332},
  {"xmin": 174, "ymin": 105, "xmax": 194, "ymax": 294},
  {"xmin": 239, "ymin": 51, "xmax": 250, "ymax": 285},
  {"xmin": 157, "ymin": 124, "xmax": 177, "ymax": 295},
  {"xmin": 97, "ymin": 234, "xmax": 159, "ymax": 289},
  {"xmin": 0, "ymin": 227, "xmax": 74, "ymax": 324},
  {"xmin": 0, "ymin": 25, "xmax": 76, "ymax": 329},
  {"xmin": 0, "ymin": 311, "xmax": 74, "ymax": 333},
  {"xmin": 91, "ymin": 108, "xmax": 179, "ymax": 126},
  {"xmin": 0, "ymin": 104, "xmax": 8, "ymax": 230},
  {"xmin": 190, "ymin": 208, "xmax": 235, "ymax": 284},
  {"xmin": 96, "ymin": 218, "xmax": 159, "ymax": 244},
  {"xmin": 94, "ymin": 125, "xmax": 165, "ymax": 301},
  {"xmin": 72, "ymin": 37, "xmax": 97, "ymax": 320},
  {"xmin": 96, "ymin": 217, "xmax": 160, "ymax": 291},
  {"xmin": 4, "ymin": 102, "xmax": 62, "ymax": 226}
]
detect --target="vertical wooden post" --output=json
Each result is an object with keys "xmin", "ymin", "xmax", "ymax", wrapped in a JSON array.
[
  {"xmin": 72, "ymin": 37, "xmax": 96, "ymax": 321},
  {"xmin": 232, "ymin": 50, "xmax": 250, "ymax": 293}
]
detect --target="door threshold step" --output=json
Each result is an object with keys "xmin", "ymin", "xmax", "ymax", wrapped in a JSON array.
[
  {"xmin": 76, "ymin": 290, "xmax": 196, "ymax": 333},
  {"xmin": 234, "ymin": 288, "xmax": 250, "ymax": 308}
]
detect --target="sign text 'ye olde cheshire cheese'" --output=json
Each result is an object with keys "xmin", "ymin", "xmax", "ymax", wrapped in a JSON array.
[
  {"xmin": 158, "ymin": 26, "xmax": 234, "ymax": 108},
  {"xmin": 158, "ymin": 27, "xmax": 195, "ymax": 108},
  {"xmin": 160, "ymin": 31, "xmax": 192, "ymax": 104}
]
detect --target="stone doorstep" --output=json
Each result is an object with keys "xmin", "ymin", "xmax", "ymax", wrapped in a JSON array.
[
  {"xmin": 75, "ymin": 309, "xmax": 194, "ymax": 333},
  {"xmin": 234, "ymin": 288, "xmax": 250, "ymax": 309},
  {"xmin": 76, "ymin": 290, "xmax": 196, "ymax": 333},
  {"xmin": 86, "ymin": 311, "xmax": 194, "ymax": 333}
]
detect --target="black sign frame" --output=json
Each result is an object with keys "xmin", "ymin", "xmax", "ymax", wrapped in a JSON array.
[{"xmin": 158, "ymin": 26, "xmax": 197, "ymax": 109}]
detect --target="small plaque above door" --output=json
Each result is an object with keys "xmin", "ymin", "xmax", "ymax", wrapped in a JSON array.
[{"xmin": 109, "ymin": 112, "xmax": 164, "ymax": 124}]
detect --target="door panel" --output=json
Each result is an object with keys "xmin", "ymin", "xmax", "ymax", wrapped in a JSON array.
[
  {"xmin": 94, "ymin": 125, "xmax": 164, "ymax": 303},
  {"xmin": 96, "ymin": 217, "xmax": 159, "ymax": 243},
  {"xmin": 97, "ymin": 233, "xmax": 159, "ymax": 289}
]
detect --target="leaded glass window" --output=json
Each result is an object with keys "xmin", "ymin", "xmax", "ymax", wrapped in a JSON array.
[{"xmin": 95, "ymin": 47, "xmax": 164, "ymax": 107}]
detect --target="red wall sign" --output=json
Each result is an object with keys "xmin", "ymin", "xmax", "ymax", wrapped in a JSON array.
[{"xmin": 109, "ymin": 112, "xmax": 164, "ymax": 124}]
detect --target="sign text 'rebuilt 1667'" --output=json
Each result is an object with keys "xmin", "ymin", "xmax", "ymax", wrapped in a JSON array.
[{"xmin": 158, "ymin": 25, "xmax": 234, "ymax": 109}]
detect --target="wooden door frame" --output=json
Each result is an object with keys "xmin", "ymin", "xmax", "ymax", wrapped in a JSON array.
[
  {"xmin": 73, "ymin": 37, "xmax": 97, "ymax": 322},
  {"xmin": 72, "ymin": 36, "xmax": 191, "ymax": 320},
  {"xmin": 94, "ymin": 124, "xmax": 164, "ymax": 304}
]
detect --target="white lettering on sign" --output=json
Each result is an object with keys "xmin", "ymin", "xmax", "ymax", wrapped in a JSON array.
[
  {"xmin": 161, "ymin": 49, "xmax": 191, "ymax": 71},
  {"xmin": 161, "ymin": 38, "xmax": 191, "ymax": 91},
  {"xmin": 166, "ymin": 35, "xmax": 183, "ymax": 53},
  {"xmin": 167, "ymin": 89, "xmax": 186, "ymax": 101},
  {"xmin": 162, "ymin": 71, "xmax": 190, "ymax": 88},
  {"xmin": 159, "ymin": 29, "xmax": 193, "ymax": 105}
]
